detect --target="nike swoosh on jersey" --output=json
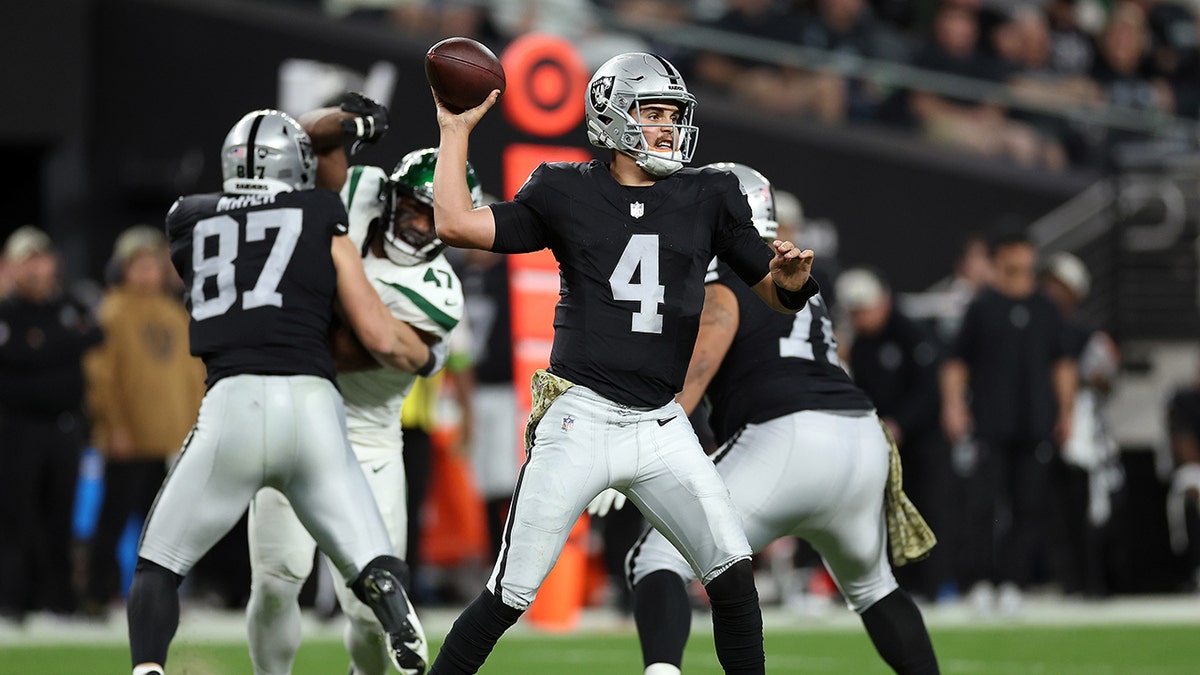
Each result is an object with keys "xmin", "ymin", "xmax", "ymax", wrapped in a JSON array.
[
  {"xmin": 657, "ymin": 416, "xmax": 677, "ymax": 427},
  {"xmin": 371, "ymin": 462, "xmax": 389, "ymax": 474}
]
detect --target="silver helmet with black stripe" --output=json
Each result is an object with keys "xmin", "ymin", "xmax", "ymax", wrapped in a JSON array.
[
  {"xmin": 585, "ymin": 52, "xmax": 699, "ymax": 177},
  {"xmin": 220, "ymin": 109, "xmax": 316, "ymax": 195}
]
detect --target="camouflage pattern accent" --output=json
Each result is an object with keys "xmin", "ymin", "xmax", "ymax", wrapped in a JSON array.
[
  {"xmin": 881, "ymin": 419, "xmax": 938, "ymax": 566},
  {"xmin": 524, "ymin": 369, "xmax": 576, "ymax": 451}
]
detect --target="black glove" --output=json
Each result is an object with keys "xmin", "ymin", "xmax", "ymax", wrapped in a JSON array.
[{"xmin": 338, "ymin": 91, "xmax": 389, "ymax": 155}]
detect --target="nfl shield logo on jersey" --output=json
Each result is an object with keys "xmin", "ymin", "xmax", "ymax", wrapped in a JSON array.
[
  {"xmin": 561, "ymin": 415, "xmax": 575, "ymax": 432},
  {"xmin": 630, "ymin": 202, "xmax": 644, "ymax": 218}
]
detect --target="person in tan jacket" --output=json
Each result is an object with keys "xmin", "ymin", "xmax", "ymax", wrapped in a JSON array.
[{"xmin": 82, "ymin": 225, "xmax": 205, "ymax": 618}]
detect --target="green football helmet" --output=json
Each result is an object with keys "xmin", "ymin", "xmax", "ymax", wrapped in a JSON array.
[{"xmin": 383, "ymin": 148, "xmax": 483, "ymax": 266}]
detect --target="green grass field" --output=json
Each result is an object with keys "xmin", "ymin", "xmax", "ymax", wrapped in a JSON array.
[{"xmin": 2, "ymin": 624, "xmax": 1197, "ymax": 675}]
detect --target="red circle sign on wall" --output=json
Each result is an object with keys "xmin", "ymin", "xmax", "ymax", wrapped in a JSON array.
[{"xmin": 500, "ymin": 34, "xmax": 588, "ymax": 138}]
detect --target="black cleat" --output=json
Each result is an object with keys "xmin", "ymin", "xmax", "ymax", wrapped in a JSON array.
[{"xmin": 360, "ymin": 567, "xmax": 428, "ymax": 675}]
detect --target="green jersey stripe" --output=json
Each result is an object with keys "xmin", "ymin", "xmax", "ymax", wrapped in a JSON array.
[
  {"xmin": 346, "ymin": 165, "xmax": 365, "ymax": 212},
  {"xmin": 377, "ymin": 280, "xmax": 459, "ymax": 332}
]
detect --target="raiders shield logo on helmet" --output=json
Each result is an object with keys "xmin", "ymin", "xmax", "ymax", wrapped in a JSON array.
[{"xmin": 590, "ymin": 76, "xmax": 615, "ymax": 112}]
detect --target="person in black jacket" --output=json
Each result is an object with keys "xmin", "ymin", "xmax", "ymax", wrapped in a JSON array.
[
  {"xmin": 840, "ymin": 268, "xmax": 953, "ymax": 602},
  {"xmin": 940, "ymin": 226, "xmax": 1076, "ymax": 614},
  {"xmin": 0, "ymin": 226, "xmax": 103, "ymax": 621}
]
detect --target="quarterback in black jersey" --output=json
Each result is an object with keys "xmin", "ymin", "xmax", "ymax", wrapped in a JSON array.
[
  {"xmin": 426, "ymin": 53, "xmax": 816, "ymax": 675},
  {"xmin": 619, "ymin": 164, "xmax": 940, "ymax": 675},
  {"xmin": 127, "ymin": 109, "xmax": 432, "ymax": 675}
]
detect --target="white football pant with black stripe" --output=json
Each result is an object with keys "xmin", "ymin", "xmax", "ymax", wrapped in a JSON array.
[
  {"xmin": 248, "ymin": 454, "xmax": 406, "ymax": 615},
  {"xmin": 138, "ymin": 375, "xmax": 393, "ymax": 584},
  {"xmin": 627, "ymin": 409, "xmax": 899, "ymax": 613},
  {"xmin": 488, "ymin": 384, "xmax": 752, "ymax": 610}
]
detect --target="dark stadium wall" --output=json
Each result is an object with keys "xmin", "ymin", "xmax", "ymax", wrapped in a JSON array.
[
  {"xmin": 82, "ymin": 0, "xmax": 1092, "ymax": 292},
  {"xmin": 0, "ymin": 0, "xmax": 91, "ymax": 265},
  {"xmin": 0, "ymin": 0, "xmax": 89, "ymax": 143}
]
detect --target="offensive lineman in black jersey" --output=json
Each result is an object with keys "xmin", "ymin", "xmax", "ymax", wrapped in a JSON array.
[
  {"xmin": 426, "ymin": 53, "xmax": 817, "ymax": 675},
  {"xmin": 616, "ymin": 164, "xmax": 940, "ymax": 675},
  {"xmin": 127, "ymin": 109, "xmax": 432, "ymax": 675}
]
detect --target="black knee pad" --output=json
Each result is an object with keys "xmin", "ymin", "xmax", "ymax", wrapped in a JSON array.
[
  {"xmin": 481, "ymin": 588, "xmax": 524, "ymax": 624},
  {"xmin": 134, "ymin": 558, "xmax": 184, "ymax": 588},
  {"xmin": 705, "ymin": 558, "xmax": 756, "ymax": 603}
]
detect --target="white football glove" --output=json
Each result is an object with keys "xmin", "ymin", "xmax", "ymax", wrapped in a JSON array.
[{"xmin": 586, "ymin": 489, "xmax": 627, "ymax": 518}]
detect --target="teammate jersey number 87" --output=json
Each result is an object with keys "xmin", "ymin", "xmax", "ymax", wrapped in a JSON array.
[{"xmin": 189, "ymin": 207, "xmax": 302, "ymax": 321}]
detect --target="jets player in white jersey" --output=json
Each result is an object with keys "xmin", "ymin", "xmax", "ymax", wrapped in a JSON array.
[{"xmin": 245, "ymin": 96, "xmax": 477, "ymax": 675}]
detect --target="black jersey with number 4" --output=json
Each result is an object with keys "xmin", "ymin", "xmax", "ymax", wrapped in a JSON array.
[
  {"xmin": 165, "ymin": 189, "xmax": 348, "ymax": 387},
  {"xmin": 490, "ymin": 161, "xmax": 773, "ymax": 408},
  {"xmin": 706, "ymin": 260, "xmax": 873, "ymax": 446}
]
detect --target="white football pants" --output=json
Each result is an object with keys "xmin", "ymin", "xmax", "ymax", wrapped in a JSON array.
[
  {"xmin": 246, "ymin": 453, "xmax": 406, "ymax": 675},
  {"xmin": 488, "ymin": 384, "xmax": 751, "ymax": 610},
  {"xmin": 627, "ymin": 409, "xmax": 898, "ymax": 613},
  {"xmin": 138, "ymin": 374, "xmax": 392, "ymax": 583}
]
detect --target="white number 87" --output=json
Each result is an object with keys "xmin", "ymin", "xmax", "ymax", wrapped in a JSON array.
[{"xmin": 190, "ymin": 208, "xmax": 302, "ymax": 321}]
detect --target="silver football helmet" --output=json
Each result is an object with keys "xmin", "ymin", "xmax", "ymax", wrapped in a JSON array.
[
  {"xmin": 704, "ymin": 162, "xmax": 779, "ymax": 241},
  {"xmin": 586, "ymin": 52, "xmax": 698, "ymax": 177},
  {"xmin": 221, "ymin": 109, "xmax": 316, "ymax": 195}
]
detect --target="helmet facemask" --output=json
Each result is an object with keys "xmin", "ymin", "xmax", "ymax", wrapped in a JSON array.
[
  {"xmin": 381, "ymin": 190, "xmax": 442, "ymax": 266},
  {"xmin": 620, "ymin": 98, "xmax": 699, "ymax": 177}
]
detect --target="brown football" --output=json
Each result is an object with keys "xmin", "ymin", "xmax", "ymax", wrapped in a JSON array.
[{"xmin": 425, "ymin": 37, "xmax": 506, "ymax": 114}]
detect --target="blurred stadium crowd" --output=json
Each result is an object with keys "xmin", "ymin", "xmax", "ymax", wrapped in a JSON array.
[
  {"xmin": 2, "ymin": 0, "xmax": 1199, "ymax": 639},
  {"xmin": 262, "ymin": 0, "xmax": 1200, "ymax": 172}
]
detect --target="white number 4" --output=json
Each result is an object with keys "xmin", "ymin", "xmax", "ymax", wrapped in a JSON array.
[{"xmin": 608, "ymin": 234, "xmax": 665, "ymax": 334}]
